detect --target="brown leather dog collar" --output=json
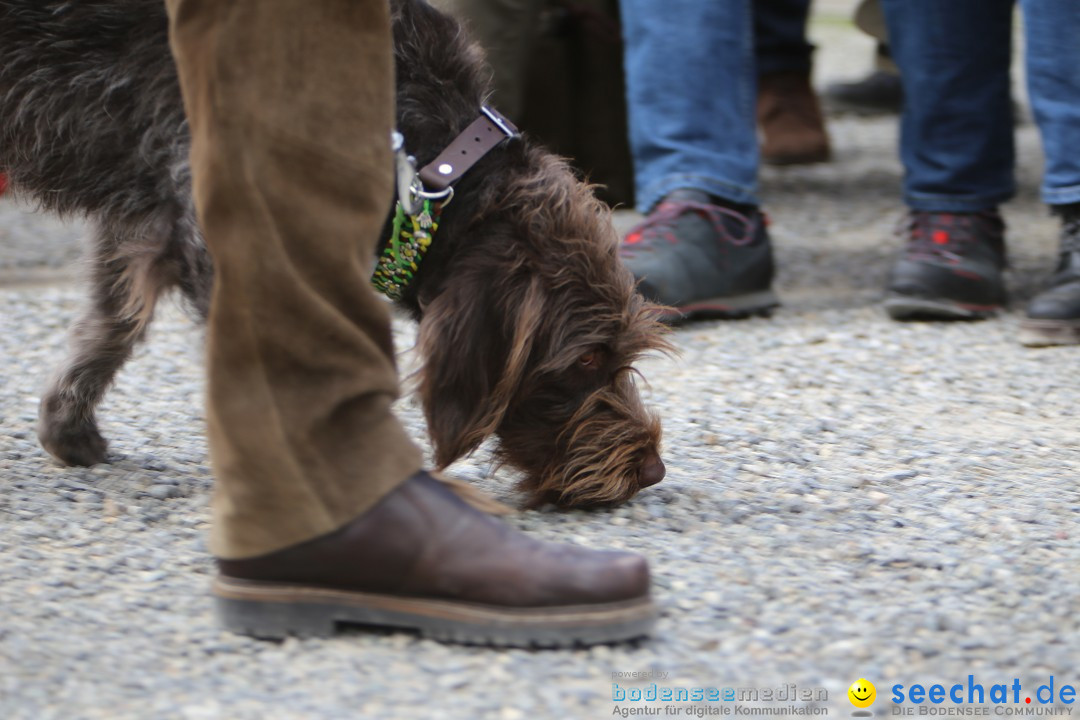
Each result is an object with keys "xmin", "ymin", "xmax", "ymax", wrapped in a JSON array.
[
  {"xmin": 374, "ymin": 107, "xmax": 519, "ymax": 300},
  {"xmin": 417, "ymin": 106, "xmax": 519, "ymax": 192}
]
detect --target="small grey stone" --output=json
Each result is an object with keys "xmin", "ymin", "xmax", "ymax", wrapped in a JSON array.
[{"xmin": 146, "ymin": 484, "xmax": 180, "ymax": 500}]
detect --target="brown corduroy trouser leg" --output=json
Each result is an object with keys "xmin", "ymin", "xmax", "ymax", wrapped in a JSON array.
[{"xmin": 165, "ymin": 0, "xmax": 422, "ymax": 559}]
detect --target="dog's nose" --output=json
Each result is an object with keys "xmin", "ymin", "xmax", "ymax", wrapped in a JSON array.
[{"xmin": 639, "ymin": 452, "xmax": 666, "ymax": 488}]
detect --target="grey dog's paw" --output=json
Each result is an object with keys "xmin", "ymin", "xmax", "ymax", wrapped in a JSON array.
[{"xmin": 38, "ymin": 394, "xmax": 109, "ymax": 466}]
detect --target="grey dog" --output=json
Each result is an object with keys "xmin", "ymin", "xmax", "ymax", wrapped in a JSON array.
[{"xmin": 0, "ymin": 0, "xmax": 671, "ymax": 507}]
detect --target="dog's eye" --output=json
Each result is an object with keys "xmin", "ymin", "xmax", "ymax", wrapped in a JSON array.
[{"xmin": 578, "ymin": 350, "xmax": 601, "ymax": 369}]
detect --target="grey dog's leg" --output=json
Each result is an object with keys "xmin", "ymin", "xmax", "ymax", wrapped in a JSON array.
[{"xmin": 38, "ymin": 221, "xmax": 169, "ymax": 466}]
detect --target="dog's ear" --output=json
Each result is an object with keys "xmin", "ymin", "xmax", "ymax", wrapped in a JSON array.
[{"xmin": 417, "ymin": 272, "xmax": 544, "ymax": 467}]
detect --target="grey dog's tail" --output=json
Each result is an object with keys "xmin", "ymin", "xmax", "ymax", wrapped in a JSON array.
[{"xmin": 0, "ymin": 0, "xmax": 187, "ymax": 219}]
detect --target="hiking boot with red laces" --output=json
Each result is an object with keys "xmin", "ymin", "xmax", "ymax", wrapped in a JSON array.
[
  {"xmin": 884, "ymin": 210, "xmax": 1007, "ymax": 320},
  {"xmin": 1020, "ymin": 203, "xmax": 1080, "ymax": 346},
  {"xmin": 619, "ymin": 189, "xmax": 779, "ymax": 322}
]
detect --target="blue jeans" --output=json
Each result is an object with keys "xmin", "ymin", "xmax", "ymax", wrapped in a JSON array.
[
  {"xmin": 626, "ymin": 0, "xmax": 812, "ymax": 213},
  {"xmin": 881, "ymin": 0, "xmax": 1080, "ymax": 211},
  {"xmin": 621, "ymin": 0, "xmax": 758, "ymax": 211},
  {"xmin": 620, "ymin": 0, "xmax": 812, "ymax": 212}
]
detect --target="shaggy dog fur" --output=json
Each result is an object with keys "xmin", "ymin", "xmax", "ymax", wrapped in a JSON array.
[{"xmin": 0, "ymin": 0, "xmax": 670, "ymax": 507}]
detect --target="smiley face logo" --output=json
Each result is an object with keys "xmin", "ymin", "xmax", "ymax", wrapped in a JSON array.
[{"xmin": 848, "ymin": 679, "xmax": 876, "ymax": 708}]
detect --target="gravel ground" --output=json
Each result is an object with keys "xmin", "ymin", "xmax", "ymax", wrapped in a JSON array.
[{"xmin": 2, "ymin": 8, "xmax": 1079, "ymax": 720}]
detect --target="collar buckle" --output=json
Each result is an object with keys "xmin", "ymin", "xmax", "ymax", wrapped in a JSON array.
[{"xmin": 480, "ymin": 105, "xmax": 517, "ymax": 138}]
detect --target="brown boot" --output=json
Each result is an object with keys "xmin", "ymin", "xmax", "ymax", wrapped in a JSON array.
[
  {"xmin": 757, "ymin": 70, "xmax": 832, "ymax": 166},
  {"xmin": 215, "ymin": 471, "xmax": 655, "ymax": 647}
]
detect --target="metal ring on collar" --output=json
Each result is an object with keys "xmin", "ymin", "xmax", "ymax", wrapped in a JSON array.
[{"xmin": 411, "ymin": 182, "xmax": 454, "ymax": 207}]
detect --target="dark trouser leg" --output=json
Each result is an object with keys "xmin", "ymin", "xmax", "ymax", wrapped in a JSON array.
[
  {"xmin": 754, "ymin": 0, "xmax": 830, "ymax": 165},
  {"xmin": 754, "ymin": 0, "xmax": 813, "ymax": 76}
]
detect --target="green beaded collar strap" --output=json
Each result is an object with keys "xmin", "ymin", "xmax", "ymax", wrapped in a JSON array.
[
  {"xmin": 372, "ymin": 106, "xmax": 518, "ymax": 300},
  {"xmin": 371, "ymin": 198, "xmax": 443, "ymax": 300}
]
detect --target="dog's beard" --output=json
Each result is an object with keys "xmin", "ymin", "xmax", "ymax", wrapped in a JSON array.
[{"xmin": 499, "ymin": 380, "xmax": 664, "ymax": 508}]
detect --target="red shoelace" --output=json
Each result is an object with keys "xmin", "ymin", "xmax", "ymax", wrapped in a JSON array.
[{"xmin": 621, "ymin": 200, "xmax": 756, "ymax": 255}]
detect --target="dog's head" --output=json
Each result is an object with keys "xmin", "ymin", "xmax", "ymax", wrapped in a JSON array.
[{"xmin": 415, "ymin": 146, "xmax": 672, "ymax": 508}]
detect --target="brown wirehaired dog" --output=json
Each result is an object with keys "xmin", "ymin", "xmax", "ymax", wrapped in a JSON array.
[{"xmin": 0, "ymin": 0, "xmax": 670, "ymax": 507}]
